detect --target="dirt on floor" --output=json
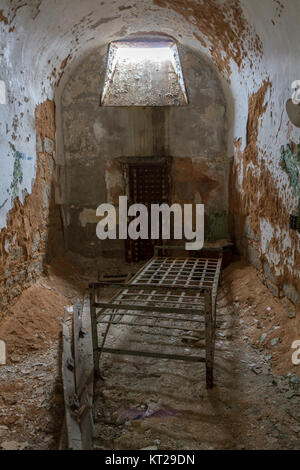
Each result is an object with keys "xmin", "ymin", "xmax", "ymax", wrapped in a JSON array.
[
  {"xmin": 222, "ymin": 262, "xmax": 300, "ymax": 377},
  {"xmin": 0, "ymin": 254, "xmax": 88, "ymax": 450},
  {"xmin": 0, "ymin": 256, "xmax": 299, "ymax": 450},
  {"xmin": 0, "ymin": 252, "xmax": 140, "ymax": 450}
]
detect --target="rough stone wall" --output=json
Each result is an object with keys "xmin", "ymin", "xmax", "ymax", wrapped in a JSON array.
[
  {"xmin": 60, "ymin": 43, "xmax": 228, "ymax": 258},
  {"xmin": 0, "ymin": 100, "xmax": 61, "ymax": 317}
]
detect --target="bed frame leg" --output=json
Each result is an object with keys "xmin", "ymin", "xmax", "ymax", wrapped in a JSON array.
[
  {"xmin": 89, "ymin": 285, "xmax": 100, "ymax": 380},
  {"xmin": 205, "ymin": 289, "xmax": 214, "ymax": 389}
]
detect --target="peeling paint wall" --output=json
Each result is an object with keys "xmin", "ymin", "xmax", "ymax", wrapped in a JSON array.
[
  {"xmin": 0, "ymin": 0, "xmax": 299, "ymax": 311},
  {"xmin": 0, "ymin": 100, "xmax": 61, "ymax": 317},
  {"xmin": 280, "ymin": 144, "xmax": 300, "ymax": 212},
  {"xmin": 60, "ymin": 43, "xmax": 228, "ymax": 257}
]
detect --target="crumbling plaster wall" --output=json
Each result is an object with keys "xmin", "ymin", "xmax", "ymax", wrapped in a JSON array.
[
  {"xmin": 0, "ymin": 99, "xmax": 60, "ymax": 318},
  {"xmin": 0, "ymin": 0, "xmax": 299, "ymax": 313},
  {"xmin": 60, "ymin": 43, "xmax": 228, "ymax": 257}
]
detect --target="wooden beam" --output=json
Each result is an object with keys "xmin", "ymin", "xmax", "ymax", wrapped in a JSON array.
[
  {"xmin": 89, "ymin": 286, "xmax": 100, "ymax": 379},
  {"xmin": 73, "ymin": 301, "xmax": 94, "ymax": 450},
  {"xmin": 62, "ymin": 321, "xmax": 82, "ymax": 450}
]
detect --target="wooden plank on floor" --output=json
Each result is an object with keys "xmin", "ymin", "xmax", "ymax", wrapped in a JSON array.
[
  {"xmin": 80, "ymin": 299, "xmax": 95, "ymax": 399},
  {"xmin": 73, "ymin": 300, "xmax": 94, "ymax": 450},
  {"xmin": 62, "ymin": 321, "xmax": 82, "ymax": 450}
]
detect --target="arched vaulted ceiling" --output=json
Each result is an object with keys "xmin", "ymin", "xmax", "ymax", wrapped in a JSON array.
[
  {"xmin": 1, "ymin": 1, "xmax": 299, "ymax": 172},
  {"xmin": 0, "ymin": 0, "xmax": 299, "ymax": 289}
]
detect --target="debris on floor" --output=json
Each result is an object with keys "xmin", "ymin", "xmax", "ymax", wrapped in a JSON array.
[
  {"xmin": 0, "ymin": 256, "xmax": 299, "ymax": 450},
  {"xmin": 0, "ymin": 254, "xmax": 87, "ymax": 450},
  {"xmin": 93, "ymin": 261, "xmax": 300, "ymax": 450}
]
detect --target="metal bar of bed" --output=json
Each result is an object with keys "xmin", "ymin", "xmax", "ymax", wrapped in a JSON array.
[{"xmin": 89, "ymin": 246, "xmax": 222, "ymax": 388}]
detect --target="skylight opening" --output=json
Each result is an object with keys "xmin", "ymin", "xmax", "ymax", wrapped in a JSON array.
[
  {"xmin": 116, "ymin": 47, "xmax": 172, "ymax": 63},
  {"xmin": 100, "ymin": 39, "xmax": 188, "ymax": 107}
]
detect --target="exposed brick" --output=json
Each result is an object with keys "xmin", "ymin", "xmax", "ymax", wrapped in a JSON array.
[{"xmin": 0, "ymin": 99, "xmax": 58, "ymax": 316}]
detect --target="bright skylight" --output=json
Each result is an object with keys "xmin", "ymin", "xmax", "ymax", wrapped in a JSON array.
[
  {"xmin": 101, "ymin": 39, "xmax": 188, "ymax": 107},
  {"xmin": 116, "ymin": 47, "xmax": 172, "ymax": 63}
]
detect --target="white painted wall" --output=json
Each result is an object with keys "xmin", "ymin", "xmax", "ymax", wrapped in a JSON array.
[{"xmin": 0, "ymin": 80, "xmax": 6, "ymax": 104}]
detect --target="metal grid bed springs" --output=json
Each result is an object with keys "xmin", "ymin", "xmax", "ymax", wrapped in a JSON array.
[{"xmin": 89, "ymin": 254, "xmax": 222, "ymax": 388}]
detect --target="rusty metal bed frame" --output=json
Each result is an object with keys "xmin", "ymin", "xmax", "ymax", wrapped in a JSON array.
[{"xmin": 89, "ymin": 247, "xmax": 222, "ymax": 388}]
